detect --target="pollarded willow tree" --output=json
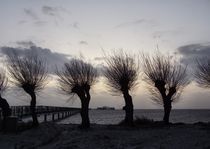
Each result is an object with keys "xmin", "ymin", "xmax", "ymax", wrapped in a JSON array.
[
  {"xmin": 194, "ymin": 57, "xmax": 210, "ymax": 88},
  {"xmin": 142, "ymin": 53, "xmax": 189, "ymax": 124},
  {"xmin": 56, "ymin": 58, "xmax": 98, "ymax": 128},
  {"xmin": 104, "ymin": 51, "xmax": 139, "ymax": 126},
  {"xmin": 6, "ymin": 51, "xmax": 48, "ymax": 127},
  {"xmin": 0, "ymin": 69, "xmax": 11, "ymax": 121}
]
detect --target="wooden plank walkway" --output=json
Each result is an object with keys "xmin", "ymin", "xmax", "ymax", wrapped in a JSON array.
[{"xmin": 0, "ymin": 106, "xmax": 80, "ymax": 122}]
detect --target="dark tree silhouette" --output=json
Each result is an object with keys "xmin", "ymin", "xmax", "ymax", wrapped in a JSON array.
[
  {"xmin": 142, "ymin": 54, "xmax": 189, "ymax": 124},
  {"xmin": 104, "ymin": 51, "xmax": 139, "ymax": 126},
  {"xmin": 0, "ymin": 70, "xmax": 11, "ymax": 130},
  {"xmin": 56, "ymin": 58, "xmax": 98, "ymax": 128},
  {"xmin": 6, "ymin": 51, "xmax": 48, "ymax": 127},
  {"xmin": 194, "ymin": 57, "xmax": 210, "ymax": 88}
]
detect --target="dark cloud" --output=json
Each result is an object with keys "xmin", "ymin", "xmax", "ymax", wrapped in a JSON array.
[
  {"xmin": 79, "ymin": 41, "xmax": 88, "ymax": 45},
  {"xmin": 23, "ymin": 8, "xmax": 47, "ymax": 26},
  {"xmin": 114, "ymin": 19, "xmax": 156, "ymax": 28},
  {"xmin": 16, "ymin": 41, "xmax": 36, "ymax": 47},
  {"xmin": 41, "ymin": 5, "xmax": 71, "ymax": 26},
  {"xmin": 42, "ymin": 6, "xmax": 59, "ymax": 16},
  {"xmin": 177, "ymin": 43, "xmax": 210, "ymax": 56},
  {"xmin": 23, "ymin": 6, "xmax": 69, "ymax": 26},
  {"xmin": 0, "ymin": 43, "xmax": 71, "ymax": 74},
  {"xmin": 42, "ymin": 5, "xmax": 70, "ymax": 18},
  {"xmin": 24, "ymin": 9, "xmax": 39, "ymax": 20},
  {"xmin": 177, "ymin": 43, "xmax": 210, "ymax": 66}
]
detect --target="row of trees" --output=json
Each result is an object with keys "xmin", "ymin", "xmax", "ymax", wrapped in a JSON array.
[{"xmin": 0, "ymin": 50, "xmax": 210, "ymax": 128}]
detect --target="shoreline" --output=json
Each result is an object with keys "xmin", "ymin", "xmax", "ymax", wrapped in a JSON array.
[{"xmin": 0, "ymin": 122, "xmax": 209, "ymax": 149}]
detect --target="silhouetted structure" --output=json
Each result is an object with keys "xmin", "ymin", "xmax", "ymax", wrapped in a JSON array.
[
  {"xmin": 3, "ymin": 106, "xmax": 80, "ymax": 122},
  {"xmin": 194, "ymin": 57, "xmax": 210, "ymax": 88},
  {"xmin": 6, "ymin": 51, "xmax": 48, "ymax": 127},
  {"xmin": 142, "ymin": 53, "xmax": 189, "ymax": 124},
  {"xmin": 0, "ymin": 70, "xmax": 11, "ymax": 130},
  {"xmin": 104, "ymin": 51, "xmax": 139, "ymax": 126},
  {"xmin": 56, "ymin": 58, "xmax": 98, "ymax": 128}
]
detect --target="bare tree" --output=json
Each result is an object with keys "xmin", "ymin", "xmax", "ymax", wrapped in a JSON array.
[
  {"xmin": 6, "ymin": 51, "xmax": 48, "ymax": 127},
  {"xmin": 194, "ymin": 57, "xmax": 210, "ymax": 88},
  {"xmin": 56, "ymin": 58, "xmax": 98, "ymax": 128},
  {"xmin": 142, "ymin": 53, "xmax": 189, "ymax": 124},
  {"xmin": 0, "ymin": 69, "xmax": 12, "ymax": 131},
  {"xmin": 104, "ymin": 51, "xmax": 139, "ymax": 126}
]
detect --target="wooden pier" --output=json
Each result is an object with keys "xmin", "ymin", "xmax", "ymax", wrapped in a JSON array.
[{"xmin": 0, "ymin": 106, "xmax": 80, "ymax": 122}]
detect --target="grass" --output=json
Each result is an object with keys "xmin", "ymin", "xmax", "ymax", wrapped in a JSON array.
[{"xmin": 134, "ymin": 116, "xmax": 155, "ymax": 125}]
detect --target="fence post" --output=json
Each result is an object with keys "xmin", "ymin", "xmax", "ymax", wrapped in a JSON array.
[
  {"xmin": 52, "ymin": 113, "xmax": 55, "ymax": 121},
  {"xmin": 44, "ymin": 114, "xmax": 47, "ymax": 122},
  {"xmin": 62, "ymin": 112, "xmax": 64, "ymax": 119},
  {"xmin": 57, "ymin": 113, "xmax": 60, "ymax": 120}
]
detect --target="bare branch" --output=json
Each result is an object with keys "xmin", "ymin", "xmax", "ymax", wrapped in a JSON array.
[
  {"xmin": 0, "ymin": 69, "xmax": 8, "ymax": 93},
  {"xmin": 142, "ymin": 53, "xmax": 189, "ymax": 104},
  {"xmin": 5, "ymin": 50, "xmax": 48, "ymax": 93},
  {"xmin": 104, "ymin": 51, "xmax": 139, "ymax": 95},
  {"xmin": 56, "ymin": 58, "xmax": 98, "ymax": 95},
  {"xmin": 194, "ymin": 57, "xmax": 210, "ymax": 88}
]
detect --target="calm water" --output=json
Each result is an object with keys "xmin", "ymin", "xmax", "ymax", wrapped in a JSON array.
[{"xmin": 59, "ymin": 109, "xmax": 210, "ymax": 124}]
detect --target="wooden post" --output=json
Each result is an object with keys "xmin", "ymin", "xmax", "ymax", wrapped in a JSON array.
[
  {"xmin": 21, "ymin": 107, "xmax": 23, "ymax": 115},
  {"xmin": 44, "ymin": 114, "xmax": 47, "ymax": 122},
  {"xmin": 52, "ymin": 113, "xmax": 55, "ymax": 121},
  {"xmin": 62, "ymin": 112, "xmax": 64, "ymax": 119},
  {"xmin": 57, "ymin": 113, "xmax": 60, "ymax": 120}
]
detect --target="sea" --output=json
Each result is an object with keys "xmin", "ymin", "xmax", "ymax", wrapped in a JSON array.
[{"xmin": 58, "ymin": 109, "xmax": 210, "ymax": 125}]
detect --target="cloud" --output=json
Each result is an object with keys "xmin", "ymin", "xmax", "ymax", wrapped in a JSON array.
[
  {"xmin": 0, "ymin": 42, "xmax": 71, "ymax": 74},
  {"xmin": 177, "ymin": 43, "xmax": 210, "ymax": 56},
  {"xmin": 24, "ymin": 9, "xmax": 39, "ymax": 20},
  {"xmin": 42, "ymin": 5, "xmax": 70, "ymax": 19},
  {"xmin": 42, "ymin": 6, "xmax": 59, "ymax": 16},
  {"xmin": 23, "ymin": 8, "xmax": 48, "ymax": 26},
  {"xmin": 79, "ymin": 41, "xmax": 88, "ymax": 45},
  {"xmin": 41, "ymin": 5, "xmax": 71, "ymax": 26},
  {"xmin": 34, "ymin": 21, "xmax": 47, "ymax": 26},
  {"xmin": 42, "ymin": 5, "xmax": 70, "ymax": 16},
  {"xmin": 16, "ymin": 41, "xmax": 35, "ymax": 47},
  {"xmin": 23, "ymin": 6, "xmax": 69, "ymax": 26},
  {"xmin": 176, "ymin": 43, "xmax": 210, "ymax": 68},
  {"xmin": 114, "ymin": 19, "xmax": 156, "ymax": 28}
]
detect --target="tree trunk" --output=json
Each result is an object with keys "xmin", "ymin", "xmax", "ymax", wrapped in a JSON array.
[
  {"xmin": 123, "ymin": 90, "xmax": 134, "ymax": 126},
  {"xmin": 30, "ymin": 92, "xmax": 39, "ymax": 127},
  {"xmin": 80, "ymin": 98, "xmax": 90, "ymax": 128},
  {"xmin": 163, "ymin": 99, "xmax": 172, "ymax": 124}
]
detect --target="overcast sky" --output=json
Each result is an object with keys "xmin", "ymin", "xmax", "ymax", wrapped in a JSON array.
[{"xmin": 0, "ymin": 0, "xmax": 210, "ymax": 109}]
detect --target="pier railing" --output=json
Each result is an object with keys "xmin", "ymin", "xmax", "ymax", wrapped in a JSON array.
[{"xmin": 0, "ymin": 106, "xmax": 80, "ymax": 122}]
